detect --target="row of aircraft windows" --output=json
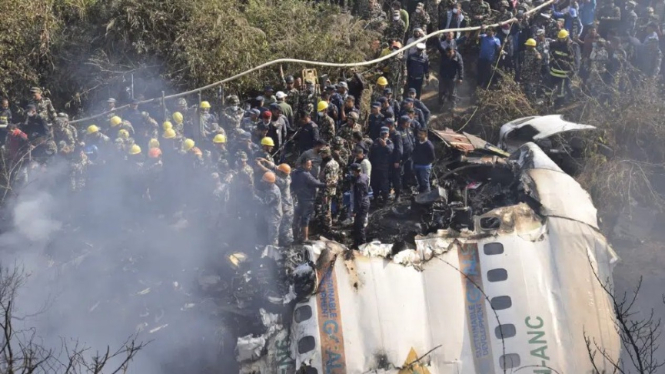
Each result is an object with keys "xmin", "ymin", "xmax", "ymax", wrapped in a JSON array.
[{"xmin": 485, "ymin": 242, "xmax": 521, "ymax": 370}]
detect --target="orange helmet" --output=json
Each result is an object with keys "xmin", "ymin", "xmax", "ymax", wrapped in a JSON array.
[
  {"xmin": 276, "ymin": 163, "xmax": 291, "ymax": 174},
  {"xmin": 390, "ymin": 40, "xmax": 403, "ymax": 50},
  {"xmin": 262, "ymin": 171, "xmax": 276, "ymax": 183}
]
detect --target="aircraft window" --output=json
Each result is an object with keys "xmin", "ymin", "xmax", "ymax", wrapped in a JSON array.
[
  {"xmin": 298, "ymin": 336, "xmax": 316, "ymax": 354},
  {"xmin": 495, "ymin": 324, "xmax": 516, "ymax": 339},
  {"xmin": 487, "ymin": 269, "xmax": 508, "ymax": 282},
  {"xmin": 484, "ymin": 243, "xmax": 504, "ymax": 255},
  {"xmin": 490, "ymin": 296, "xmax": 512, "ymax": 310},
  {"xmin": 294, "ymin": 305, "xmax": 313, "ymax": 323},
  {"xmin": 500, "ymin": 353, "xmax": 521, "ymax": 369}
]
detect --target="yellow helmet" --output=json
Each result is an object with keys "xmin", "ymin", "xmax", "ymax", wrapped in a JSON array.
[
  {"xmin": 117, "ymin": 129, "xmax": 130, "ymax": 140},
  {"xmin": 110, "ymin": 116, "xmax": 122, "ymax": 127},
  {"xmin": 148, "ymin": 138, "xmax": 160, "ymax": 149},
  {"xmin": 162, "ymin": 128, "xmax": 176, "ymax": 139},
  {"xmin": 162, "ymin": 121, "xmax": 173, "ymax": 131},
  {"xmin": 200, "ymin": 101, "xmax": 211, "ymax": 109},
  {"xmin": 183, "ymin": 138, "xmax": 195, "ymax": 151},
  {"xmin": 260, "ymin": 137, "xmax": 275, "ymax": 147},
  {"xmin": 376, "ymin": 76, "xmax": 388, "ymax": 86},
  {"xmin": 172, "ymin": 112, "xmax": 184, "ymax": 124},
  {"xmin": 557, "ymin": 29, "xmax": 569, "ymax": 39},
  {"xmin": 525, "ymin": 38, "xmax": 537, "ymax": 47},
  {"xmin": 128, "ymin": 144, "xmax": 142, "ymax": 155},
  {"xmin": 86, "ymin": 125, "xmax": 99, "ymax": 135},
  {"xmin": 317, "ymin": 101, "xmax": 329, "ymax": 112},
  {"xmin": 213, "ymin": 134, "xmax": 227, "ymax": 144}
]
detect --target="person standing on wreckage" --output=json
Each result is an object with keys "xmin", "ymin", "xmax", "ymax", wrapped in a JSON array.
[
  {"xmin": 369, "ymin": 126, "xmax": 394, "ymax": 205},
  {"xmin": 253, "ymin": 171, "xmax": 282, "ymax": 247},
  {"xmin": 349, "ymin": 163, "xmax": 370, "ymax": 249}
]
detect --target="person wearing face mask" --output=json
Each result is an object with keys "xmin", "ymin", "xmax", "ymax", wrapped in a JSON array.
[
  {"xmin": 410, "ymin": 3, "xmax": 430, "ymax": 34},
  {"xmin": 220, "ymin": 95, "xmax": 245, "ymax": 133},
  {"xmin": 384, "ymin": 10, "xmax": 407, "ymax": 42},
  {"xmin": 439, "ymin": 3, "xmax": 466, "ymax": 39},
  {"xmin": 406, "ymin": 43, "xmax": 430, "ymax": 99},
  {"xmin": 315, "ymin": 101, "xmax": 336, "ymax": 143}
]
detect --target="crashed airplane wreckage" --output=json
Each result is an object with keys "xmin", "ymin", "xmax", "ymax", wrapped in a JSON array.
[{"xmin": 236, "ymin": 142, "xmax": 620, "ymax": 374}]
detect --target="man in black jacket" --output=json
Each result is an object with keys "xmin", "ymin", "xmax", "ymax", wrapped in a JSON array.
[
  {"xmin": 389, "ymin": 118, "xmax": 404, "ymax": 201},
  {"xmin": 412, "ymin": 128, "xmax": 435, "ymax": 193},
  {"xmin": 369, "ymin": 127, "xmax": 394, "ymax": 204},
  {"xmin": 296, "ymin": 111, "xmax": 320, "ymax": 154},
  {"xmin": 438, "ymin": 46, "xmax": 464, "ymax": 108},
  {"xmin": 291, "ymin": 158, "xmax": 326, "ymax": 242}
]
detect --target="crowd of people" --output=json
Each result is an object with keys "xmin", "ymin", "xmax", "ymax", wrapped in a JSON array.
[
  {"xmin": 364, "ymin": 0, "xmax": 663, "ymax": 106},
  {"xmin": 0, "ymin": 80, "xmax": 436, "ymax": 249},
  {"xmin": 1, "ymin": 0, "xmax": 664, "ymax": 250}
]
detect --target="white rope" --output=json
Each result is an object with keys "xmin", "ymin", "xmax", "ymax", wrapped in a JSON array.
[{"xmin": 70, "ymin": 0, "xmax": 554, "ymax": 125}]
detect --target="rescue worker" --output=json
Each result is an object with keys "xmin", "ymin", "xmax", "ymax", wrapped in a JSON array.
[
  {"xmin": 256, "ymin": 137, "xmax": 276, "ymax": 167},
  {"xmin": 371, "ymin": 76, "xmax": 389, "ymax": 103},
  {"xmin": 23, "ymin": 104, "xmax": 52, "ymax": 161},
  {"xmin": 384, "ymin": 10, "xmax": 407, "ymax": 42},
  {"xmin": 275, "ymin": 164, "xmax": 294, "ymax": 246},
  {"xmin": 316, "ymin": 101, "xmax": 336, "ymax": 143},
  {"xmin": 369, "ymin": 126, "xmax": 394, "ymax": 205},
  {"xmin": 297, "ymin": 80, "xmax": 317, "ymax": 119},
  {"xmin": 406, "ymin": 43, "xmax": 430, "ymax": 99},
  {"xmin": 521, "ymin": 38, "xmax": 543, "ymax": 101},
  {"xmin": 85, "ymin": 125, "xmax": 110, "ymax": 147},
  {"xmin": 338, "ymin": 111, "xmax": 362, "ymax": 145},
  {"xmin": 297, "ymin": 139, "xmax": 328, "ymax": 178},
  {"xmin": 367, "ymin": 103, "xmax": 385, "ymax": 141},
  {"xmin": 331, "ymin": 136, "xmax": 351, "ymax": 167},
  {"xmin": 283, "ymin": 75, "xmax": 300, "ymax": 111},
  {"xmin": 469, "ymin": 0, "xmax": 492, "ymax": 28},
  {"xmin": 0, "ymin": 98, "xmax": 12, "ymax": 144},
  {"xmin": 388, "ymin": 118, "xmax": 404, "ymax": 201},
  {"xmin": 397, "ymin": 115, "xmax": 416, "ymax": 191},
  {"xmin": 477, "ymin": 26, "xmax": 502, "ymax": 88},
  {"xmin": 53, "ymin": 113, "xmax": 76, "ymax": 152},
  {"xmin": 29, "ymin": 87, "xmax": 57, "ymax": 124},
  {"xmin": 254, "ymin": 171, "xmax": 282, "ymax": 246},
  {"xmin": 410, "ymin": 3, "xmax": 430, "ymax": 33},
  {"xmin": 182, "ymin": 138, "xmax": 205, "ymax": 169},
  {"xmin": 349, "ymin": 163, "xmax": 370, "ymax": 249},
  {"xmin": 275, "ymin": 91, "xmax": 294, "ymax": 129},
  {"xmin": 413, "ymin": 128, "xmax": 435, "ymax": 193},
  {"xmin": 406, "ymin": 88, "xmax": 430, "ymax": 125},
  {"xmin": 549, "ymin": 29, "xmax": 578, "ymax": 104},
  {"xmin": 317, "ymin": 147, "xmax": 339, "ymax": 233},
  {"xmin": 211, "ymin": 134, "xmax": 229, "ymax": 173},
  {"xmin": 292, "ymin": 158, "xmax": 326, "ymax": 242},
  {"xmin": 438, "ymin": 46, "xmax": 464, "ymax": 109},
  {"xmin": 172, "ymin": 112, "xmax": 185, "ymax": 134},
  {"xmin": 296, "ymin": 112, "xmax": 320, "ymax": 154},
  {"xmin": 220, "ymin": 95, "xmax": 245, "ymax": 132}
]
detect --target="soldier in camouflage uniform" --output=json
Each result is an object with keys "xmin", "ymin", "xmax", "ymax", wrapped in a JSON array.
[
  {"xmin": 316, "ymin": 101, "xmax": 336, "ymax": 143},
  {"xmin": 469, "ymin": 0, "xmax": 492, "ymax": 27},
  {"xmin": 297, "ymin": 80, "xmax": 317, "ymax": 120},
  {"xmin": 283, "ymin": 76, "xmax": 300, "ymax": 113},
  {"xmin": 53, "ymin": 113, "xmax": 77, "ymax": 152},
  {"xmin": 363, "ymin": 0, "xmax": 387, "ymax": 31},
  {"xmin": 425, "ymin": 0, "xmax": 439, "ymax": 33},
  {"xmin": 331, "ymin": 136, "xmax": 351, "ymax": 166},
  {"xmin": 384, "ymin": 10, "xmax": 406, "ymax": 42},
  {"xmin": 410, "ymin": 3, "xmax": 431, "ymax": 33},
  {"xmin": 496, "ymin": 0, "xmax": 513, "ymax": 23},
  {"xmin": 316, "ymin": 147, "xmax": 339, "ymax": 233},
  {"xmin": 67, "ymin": 146, "xmax": 90, "ymax": 193},
  {"xmin": 520, "ymin": 39, "xmax": 543, "ymax": 101},
  {"xmin": 220, "ymin": 95, "xmax": 245, "ymax": 133},
  {"xmin": 337, "ymin": 112, "xmax": 362, "ymax": 144},
  {"xmin": 387, "ymin": 50, "xmax": 407, "ymax": 100},
  {"xmin": 29, "ymin": 87, "xmax": 56, "ymax": 124}
]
